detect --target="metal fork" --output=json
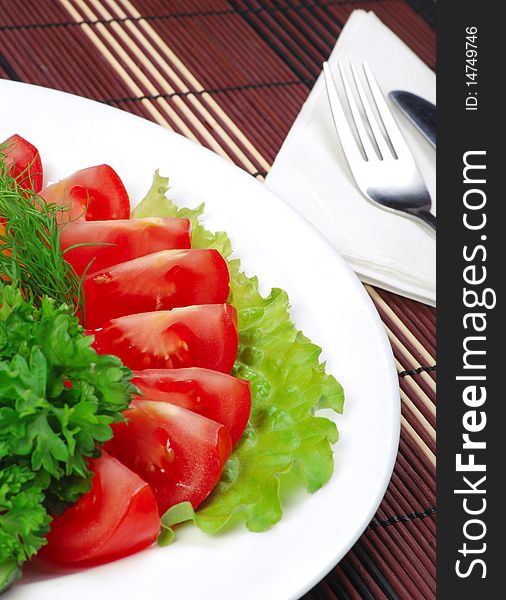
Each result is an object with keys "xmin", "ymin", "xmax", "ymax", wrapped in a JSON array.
[{"xmin": 323, "ymin": 62, "xmax": 436, "ymax": 232}]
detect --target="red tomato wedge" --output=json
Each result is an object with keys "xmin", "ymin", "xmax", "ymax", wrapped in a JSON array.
[
  {"xmin": 60, "ymin": 217, "xmax": 191, "ymax": 276},
  {"xmin": 40, "ymin": 453, "xmax": 160, "ymax": 565},
  {"xmin": 89, "ymin": 304, "xmax": 238, "ymax": 373},
  {"xmin": 1, "ymin": 134, "xmax": 43, "ymax": 192},
  {"xmin": 39, "ymin": 164, "xmax": 130, "ymax": 222},
  {"xmin": 104, "ymin": 399, "xmax": 232, "ymax": 513},
  {"xmin": 83, "ymin": 249, "xmax": 230, "ymax": 328},
  {"xmin": 132, "ymin": 368, "xmax": 251, "ymax": 445}
]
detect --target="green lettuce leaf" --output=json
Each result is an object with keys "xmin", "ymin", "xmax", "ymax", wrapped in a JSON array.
[{"xmin": 134, "ymin": 172, "xmax": 344, "ymax": 536}]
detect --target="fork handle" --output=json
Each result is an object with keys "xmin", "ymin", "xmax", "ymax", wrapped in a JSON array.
[{"xmin": 413, "ymin": 209, "xmax": 436, "ymax": 231}]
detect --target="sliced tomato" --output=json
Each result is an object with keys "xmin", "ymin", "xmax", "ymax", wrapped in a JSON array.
[
  {"xmin": 89, "ymin": 304, "xmax": 238, "ymax": 373},
  {"xmin": 39, "ymin": 164, "xmax": 130, "ymax": 222},
  {"xmin": 40, "ymin": 453, "xmax": 160, "ymax": 565},
  {"xmin": 83, "ymin": 249, "xmax": 230, "ymax": 328},
  {"xmin": 132, "ymin": 368, "xmax": 251, "ymax": 445},
  {"xmin": 60, "ymin": 217, "xmax": 191, "ymax": 277},
  {"xmin": 104, "ymin": 399, "xmax": 232, "ymax": 513},
  {"xmin": 1, "ymin": 134, "xmax": 43, "ymax": 192}
]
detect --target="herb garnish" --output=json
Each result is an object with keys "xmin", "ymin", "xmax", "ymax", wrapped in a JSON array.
[
  {"xmin": 0, "ymin": 149, "xmax": 83, "ymax": 312},
  {"xmin": 0, "ymin": 154, "xmax": 135, "ymax": 591},
  {"xmin": 0, "ymin": 282, "xmax": 136, "ymax": 591}
]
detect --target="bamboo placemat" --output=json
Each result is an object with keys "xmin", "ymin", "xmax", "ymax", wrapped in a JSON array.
[{"xmin": 0, "ymin": 1, "xmax": 436, "ymax": 598}]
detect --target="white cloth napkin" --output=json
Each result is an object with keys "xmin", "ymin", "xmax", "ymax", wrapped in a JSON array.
[{"xmin": 265, "ymin": 10, "xmax": 436, "ymax": 306}]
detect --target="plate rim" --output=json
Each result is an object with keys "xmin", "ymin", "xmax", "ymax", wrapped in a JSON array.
[{"xmin": 0, "ymin": 79, "xmax": 401, "ymax": 600}]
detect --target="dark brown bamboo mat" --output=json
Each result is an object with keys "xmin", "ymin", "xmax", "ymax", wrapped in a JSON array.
[{"xmin": 0, "ymin": 1, "xmax": 436, "ymax": 598}]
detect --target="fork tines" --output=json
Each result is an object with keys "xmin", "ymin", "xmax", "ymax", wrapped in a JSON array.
[{"xmin": 323, "ymin": 61, "xmax": 411, "ymax": 163}]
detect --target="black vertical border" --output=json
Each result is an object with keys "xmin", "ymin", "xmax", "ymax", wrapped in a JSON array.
[{"xmin": 438, "ymin": 1, "xmax": 502, "ymax": 597}]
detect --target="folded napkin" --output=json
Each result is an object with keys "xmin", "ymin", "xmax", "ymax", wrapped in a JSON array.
[{"xmin": 265, "ymin": 10, "xmax": 436, "ymax": 306}]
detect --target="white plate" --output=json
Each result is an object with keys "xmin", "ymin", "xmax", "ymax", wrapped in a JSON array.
[{"xmin": 1, "ymin": 80, "xmax": 400, "ymax": 600}]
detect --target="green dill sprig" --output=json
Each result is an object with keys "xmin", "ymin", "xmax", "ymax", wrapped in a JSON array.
[{"xmin": 0, "ymin": 151, "xmax": 83, "ymax": 313}]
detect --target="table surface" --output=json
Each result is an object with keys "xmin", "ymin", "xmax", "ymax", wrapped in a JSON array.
[{"xmin": 0, "ymin": 1, "xmax": 436, "ymax": 598}]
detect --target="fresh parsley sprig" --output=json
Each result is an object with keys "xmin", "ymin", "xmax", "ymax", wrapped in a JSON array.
[
  {"xmin": 0, "ymin": 149, "xmax": 138, "ymax": 592},
  {"xmin": 0, "ymin": 283, "xmax": 136, "ymax": 591}
]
